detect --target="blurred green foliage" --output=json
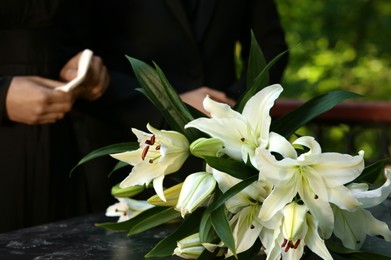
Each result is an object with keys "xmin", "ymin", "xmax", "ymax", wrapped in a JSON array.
[{"xmin": 275, "ymin": 0, "xmax": 391, "ymax": 100}]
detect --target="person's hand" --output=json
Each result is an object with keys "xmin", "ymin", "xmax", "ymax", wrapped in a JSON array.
[
  {"xmin": 180, "ymin": 86, "xmax": 236, "ymax": 116},
  {"xmin": 60, "ymin": 51, "xmax": 109, "ymax": 101},
  {"xmin": 5, "ymin": 76, "xmax": 74, "ymax": 125}
]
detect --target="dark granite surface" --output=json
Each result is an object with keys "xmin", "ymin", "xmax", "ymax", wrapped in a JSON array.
[
  {"xmin": 0, "ymin": 213, "xmax": 181, "ymax": 260},
  {"xmin": 0, "ymin": 200, "xmax": 390, "ymax": 260}
]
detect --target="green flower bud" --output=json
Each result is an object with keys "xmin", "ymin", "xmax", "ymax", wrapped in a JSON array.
[
  {"xmin": 147, "ymin": 183, "xmax": 183, "ymax": 207},
  {"xmin": 111, "ymin": 183, "xmax": 145, "ymax": 198},
  {"xmin": 173, "ymin": 233, "xmax": 205, "ymax": 259},
  {"xmin": 190, "ymin": 138, "xmax": 224, "ymax": 158},
  {"xmin": 175, "ymin": 172, "xmax": 216, "ymax": 217}
]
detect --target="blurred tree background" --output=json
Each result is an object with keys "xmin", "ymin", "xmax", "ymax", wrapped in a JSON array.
[{"xmin": 275, "ymin": 0, "xmax": 391, "ymax": 100}]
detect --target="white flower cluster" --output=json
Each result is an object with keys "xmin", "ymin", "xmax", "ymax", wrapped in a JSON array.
[{"xmin": 107, "ymin": 84, "xmax": 391, "ymax": 260}]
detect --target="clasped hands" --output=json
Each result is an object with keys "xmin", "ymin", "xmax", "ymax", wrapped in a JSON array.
[
  {"xmin": 5, "ymin": 50, "xmax": 235, "ymax": 125},
  {"xmin": 5, "ymin": 51, "xmax": 109, "ymax": 125}
]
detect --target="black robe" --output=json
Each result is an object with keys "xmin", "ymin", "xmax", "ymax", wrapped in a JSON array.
[{"xmin": 0, "ymin": 0, "xmax": 91, "ymax": 233}]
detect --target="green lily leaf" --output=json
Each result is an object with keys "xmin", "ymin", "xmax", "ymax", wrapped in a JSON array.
[
  {"xmin": 211, "ymin": 201, "xmax": 236, "ymax": 257},
  {"xmin": 126, "ymin": 56, "xmax": 201, "ymax": 142},
  {"xmin": 108, "ymin": 160, "xmax": 129, "ymax": 177},
  {"xmin": 353, "ymin": 158, "xmax": 390, "ymax": 186},
  {"xmin": 94, "ymin": 207, "xmax": 160, "ymax": 231},
  {"xmin": 235, "ymin": 33, "xmax": 288, "ymax": 113},
  {"xmin": 199, "ymin": 176, "xmax": 257, "ymax": 243},
  {"xmin": 127, "ymin": 207, "xmax": 181, "ymax": 236},
  {"xmin": 209, "ymin": 175, "xmax": 258, "ymax": 212},
  {"xmin": 145, "ymin": 209, "xmax": 204, "ymax": 258},
  {"xmin": 271, "ymin": 90, "xmax": 361, "ymax": 138},
  {"xmin": 95, "ymin": 206, "xmax": 177, "ymax": 232},
  {"xmin": 71, "ymin": 142, "xmax": 137, "ymax": 175},
  {"xmin": 203, "ymin": 156, "xmax": 258, "ymax": 180},
  {"xmin": 246, "ymin": 30, "xmax": 268, "ymax": 90},
  {"xmin": 199, "ymin": 205, "xmax": 215, "ymax": 243},
  {"xmin": 111, "ymin": 183, "xmax": 145, "ymax": 198},
  {"xmin": 326, "ymin": 236, "xmax": 391, "ymax": 259}
]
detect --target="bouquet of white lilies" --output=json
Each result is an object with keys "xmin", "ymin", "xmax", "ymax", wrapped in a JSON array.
[{"xmin": 76, "ymin": 33, "xmax": 391, "ymax": 259}]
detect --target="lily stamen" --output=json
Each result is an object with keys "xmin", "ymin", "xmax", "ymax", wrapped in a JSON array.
[
  {"xmin": 149, "ymin": 155, "xmax": 161, "ymax": 164},
  {"xmin": 293, "ymin": 239, "xmax": 301, "ymax": 249},
  {"xmin": 141, "ymin": 146, "xmax": 150, "ymax": 160},
  {"xmin": 115, "ymin": 208, "xmax": 128, "ymax": 216},
  {"xmin": 282, "ymin": 239, "xmax": 300, "ymax": 252},
  {"xmin": 145, "ymin": 135, "xmax": 156, "ymax": 145}
]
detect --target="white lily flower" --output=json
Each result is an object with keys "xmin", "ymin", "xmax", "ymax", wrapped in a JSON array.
[
  {"xmin": 185, "ymin": 84, "xmax": 283, "ymax": 167},
  {"xmin": 212, "ymin": 168, "xmax": 272, "ymax": 256},
  {"xmin": 110, "ymin": 123, "xmax": 189, "ymax": 202},
  {"xmin": 105, "ymin": 197, "xmax": 154, "ymax": 222},
  {"xmin": 175, "ymin": 171, "xmax": 216, "ymax": 218},
  {"xmin": 173, "ymin": 233, "xmax": 205, "ymax": 259},
  {"xmin": 333, "ymin": 169, "xmax": 391, "ymax": 250},
  {"xmin": 260, "ymin": 202, "xmax": 332, "ymax": 260},
  {"xmin": 256, "ymin": 135, "xmax": 365, "ymax": 238}
]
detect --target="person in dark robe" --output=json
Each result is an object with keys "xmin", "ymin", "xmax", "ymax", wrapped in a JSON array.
[
  {"xmin": 71, "ymin": 0, "xmax": 289, "ymax": 209},
  {"xmin": 0, "ymin": 0, "xmax": 109, "ymax": 233}
]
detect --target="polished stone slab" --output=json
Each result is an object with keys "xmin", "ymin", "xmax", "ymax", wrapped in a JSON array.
[
  {"xmin": 0, "ymin": 213, "xmax": 181, "ymax": 260},
  {"xmin": 0, "ymin": 200, "xmax": 390, "ymax": 260}
]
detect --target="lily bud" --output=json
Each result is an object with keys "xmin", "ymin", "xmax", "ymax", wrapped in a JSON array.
[
  {"xmin": 281, "ymin": 202, "xmax": 308, "ymax": 252},
  {"xmin": 176, "ymin": 172, "xmax": 216, "ymax": 218},
  {"xmin": 173, "ymin": 233, "xmax": 205, "ymax": 259},
  {"xmin": 147, "ymin": 183, "xmax": 183, "ymax": 207},
  {"xmin": 111, "ymin": 183, "xmax": 145, "ymax": 198},
  {"xmin": 190, "ymin": 138, "xmax": 224, "ymax": 158}
]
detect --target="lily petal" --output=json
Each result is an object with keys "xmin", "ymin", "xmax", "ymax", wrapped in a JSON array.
[
  {"xmin": 256, "ymin": 148, "xmax": 298, "ymax": 185},
  {"xmin": 229, "ymin": 206, "xmax": 263, "ymax": 256},
  {"xmin": 120, "ymin": 162, "xmax": 162, "ymax": 188},
  {"xmin": 304, "ymin": 214, "xmax": 333, "ymax": 260},
  {"xmin": 333, "ymin": 206, "xmax": 391, "ymax": 250},
  {"xmin": 328, "ymin": 185, "xmax": 361, "ymax": 210},
  {"xmin": 311, "ymin": 151, "xmax": 365, "ymax": 187},
  {"xmin": 110, "ymin": 149, "xmax": 142, "ymax": 165},
  {"xmin": 203, "ymin": 95, "xmax": 242, "ymax": 118},
  {"xmin": 298, "ymin": 168, "xmax": 334, "ymax": 238},
  {"xmin": 293, "ymin": 136, "xmax": 322, "ymax": 157},
  {"xmin": 259, "ymin": 185, "xmax": 296, "ymax": 226},
  {"xmin": 153, "ymin": 175, "xmax": 166, "ymax": 201},
  {"xmin": 242, "ymin": 84, "xmax": 283, "ymax": 148},
  {"xmin": 352, "ymin": 169, "xmax": 391, "ymax": 208},
  {"xmin": 267, "ymin": 132, "xmax": 297, "ymax": 159}
]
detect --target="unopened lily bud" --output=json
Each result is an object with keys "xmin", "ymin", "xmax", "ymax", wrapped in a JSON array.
[
  {"xmin": 148, "ymin": 183, "xmax": 183, "ymax": 207},
  {"xmin": 111, "ymin": 183, "xmax": 145, "ymax": 198},
  {"xmin": 281, "ymin": 202, "xmax": 308, "ymax": 252},
  {"xmin": 190, "ymin": 137, "xmax": 224, "ymax": 158},
  {"xmin": 173, "ymin": 233, "xmax": 205, "ymax": 259},
  {"xmin": 176, "ymin": 172, "xmax": 216, "ymax": 218}
]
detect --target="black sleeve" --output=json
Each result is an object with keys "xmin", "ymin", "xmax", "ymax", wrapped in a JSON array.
[
  {"xmin": 0, "ymin": 76, "xmax": 12, "ymax": 126},
  {"xmin": 250, "ymin": 0, "xmax": 289, "ymax": 84},
  {"xmin": 226, "ymin": 0, "xmax": 288, "ymax": 100}
]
